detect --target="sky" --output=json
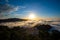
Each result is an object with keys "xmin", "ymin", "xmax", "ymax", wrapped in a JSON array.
[{"xmin": 0, "ymin": 0, "xmax": 60, "ymax": 20}]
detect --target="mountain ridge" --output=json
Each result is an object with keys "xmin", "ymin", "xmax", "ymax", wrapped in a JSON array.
[{"xmin": 0, "ymin": 18, "xmax": 28, "ymax": 23}]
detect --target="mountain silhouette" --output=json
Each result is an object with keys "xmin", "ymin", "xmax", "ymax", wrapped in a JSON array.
[{"xmin": 0, "ymin": 18, "xmax": 27, "ymax": 23}]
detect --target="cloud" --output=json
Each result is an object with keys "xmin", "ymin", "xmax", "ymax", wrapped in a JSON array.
[
  {"xmin": 0, "ymin": 4, "xmax": 13, "ymax": 13},
  {"xmin": 0, "ymin": 3, "xmax": 26, "ymax": 19},
  {"xmin": 0, "ymin": 4, "xmax": 21, "ymax": 14},
  {"xmin": 0, "ymin": 4, "xmax": 19, "ymax": 18},
  {"xmin": 12, "ymin": 6, "xmax": 20, "ymax": 12},
  {"xmin": 0, "ymin": 3, "xmax": 26, "ymax": 14}
]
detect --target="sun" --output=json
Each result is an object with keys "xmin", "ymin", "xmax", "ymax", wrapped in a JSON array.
[{"xmin": 28, "ymin": 13, "xmax": 36, "ymax": 20}]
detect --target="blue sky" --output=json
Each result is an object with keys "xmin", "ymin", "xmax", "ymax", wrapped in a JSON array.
[{"xmin": 0, "ymin": 0, "xmax": 60, "ymax": 19}]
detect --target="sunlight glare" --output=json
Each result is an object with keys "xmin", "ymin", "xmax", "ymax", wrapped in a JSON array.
[{"xmin": 28, "ymin": 13, "xmax": 36, "ymax": 20}]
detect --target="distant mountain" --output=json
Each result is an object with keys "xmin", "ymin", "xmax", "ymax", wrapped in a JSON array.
[{"xmin": 0, "ymin": 18, "xmax": 27, "ymax": 23}]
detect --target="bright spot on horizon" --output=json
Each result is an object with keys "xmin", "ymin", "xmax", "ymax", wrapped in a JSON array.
[{"xmin": 28, "ymin": 13, "xmax": 36, "ymax": 20}]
